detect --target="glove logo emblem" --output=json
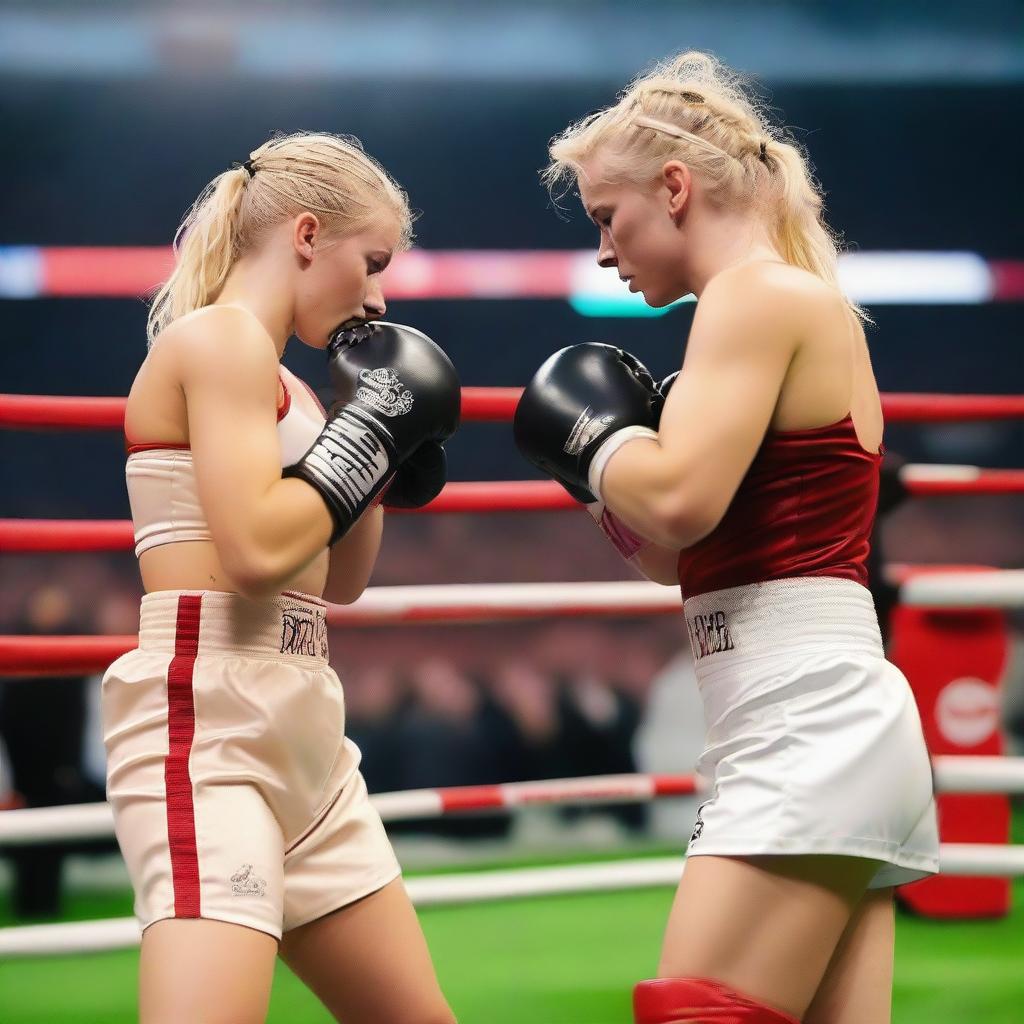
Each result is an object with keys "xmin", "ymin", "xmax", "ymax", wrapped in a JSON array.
[
  {"xmin": 357, "ymin": 368, "xmax": 414, "ymax": 418},
  {"xmin": 563, "ymin": 407, "xmax": 615, "ymax": 456}
]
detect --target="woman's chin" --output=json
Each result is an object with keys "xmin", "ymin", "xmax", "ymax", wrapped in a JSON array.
[
  {"xmin": 294, "ymin": 328, "xmax": 332, "ymax": 350},
  {"xmin": 645, "ymin": 287, "xmax": 688, "ymax": 309}
]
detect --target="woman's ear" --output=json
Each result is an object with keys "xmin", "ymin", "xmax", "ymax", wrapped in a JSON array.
[
  {"xmin": 662, "ymin": 160, "xmax": 691, "ymax": 220},
  {"xmin": 292, "ymin": 212, "xmax": 321, "ymax": 261}
]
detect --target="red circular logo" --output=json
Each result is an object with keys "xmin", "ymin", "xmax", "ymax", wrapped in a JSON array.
[{"xmin": 935, "ymin": 678, "xmax": 999, "ymax": 748}]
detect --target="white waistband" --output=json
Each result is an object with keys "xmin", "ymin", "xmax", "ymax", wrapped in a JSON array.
[
  {"xmin": 683, "ymin": 577, "xmax": 883, "ymax": 681},
  {"xmin": 138, "ymin": 590, "xmax": 330, "ymax": 666}
]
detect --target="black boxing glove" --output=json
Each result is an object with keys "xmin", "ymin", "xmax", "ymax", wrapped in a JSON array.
[
  {"xmin": 285, "ymin": 322, "xmax": 460, "ymax": 541},
  {"xmin": 513, "ymin": 343, "xmax": 662, "ymax": 504},
  {"xmin": 657, "ymin": 371, "xmax": 678, "ymax": 407},
  {"xmin": 382, "ymin": 440, "xmax": 447, "ymax": 509}
]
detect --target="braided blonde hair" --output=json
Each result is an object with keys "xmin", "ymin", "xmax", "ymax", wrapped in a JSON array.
[
  {"xmin": 148, "ymin": 131, "xmax": 414, "ymax": 344},
  {"xmin": 545, "ymin": 51, "xmax": 864, "ymax": 318}
]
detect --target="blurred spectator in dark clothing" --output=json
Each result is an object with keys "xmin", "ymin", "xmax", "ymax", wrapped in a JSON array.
[
  {"xmin": 489, "ymin": 659, "xmax": 568, "ymax": 782},
  {"xmin": 0, "ymin": 584, "xmax": 106, "ymax": 918},
  {"xmin": 344, "ymin": 665, "xmax": 408, "ymax": 795},
  {"xmin": 558, "ymin": 675, "xmax": 647, "ymax": 831},
  {"xmin": 561, "ymin": 677, "xmax": 640, "ymax": 780},
  {"xmin": 394, "ymin": 658, "xmax": 513, "ymax": 838},
  {"xmin": 532, "ymin": 622, "xmax": 649, "ymax": 830}
]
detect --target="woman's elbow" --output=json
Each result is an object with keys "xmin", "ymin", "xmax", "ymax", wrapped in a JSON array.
[
  {"xmin": 323, "ymin": 553, "xmax": 377, "ymax": 605},
  {"xmin": 326, "ymin": 578, "xmax": 370, "ymax": 606},
  {"xmin": 219, "ymin": 544, "xmax": 291, "ymax": 602},
  {"xmin": 650, "ymin": 494, "xmax": 723, "ymax": 550}
]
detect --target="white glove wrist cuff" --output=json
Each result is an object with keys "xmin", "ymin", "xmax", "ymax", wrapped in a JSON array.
[{"xmin": 587, "ymin": 425, "xmax": 658, "ymax": 503}]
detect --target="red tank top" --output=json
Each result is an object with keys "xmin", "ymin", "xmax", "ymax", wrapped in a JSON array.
[{"xmin": 677, "ymin": 415, "xmax": 881, "ymax": 598}]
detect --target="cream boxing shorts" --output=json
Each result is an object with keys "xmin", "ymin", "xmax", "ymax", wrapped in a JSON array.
[
  {"xmin": 684, "ymin": 577, "xmax": 939, "ymax": 888},
  {"xmin": 102, "ymin": 590, "xmax": 400, "ymax": 939}
]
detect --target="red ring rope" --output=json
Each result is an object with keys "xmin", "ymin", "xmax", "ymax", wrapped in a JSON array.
[{"xmin": 3, "ymin": 390, "xmax": 1024, "ymax": 430}]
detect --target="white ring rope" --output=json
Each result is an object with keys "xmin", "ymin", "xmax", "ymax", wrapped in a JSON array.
[
  {"xmin": 1, "ymin": 845, "xmax": 1022, "ymax": 958},
  {"xmin": 368, "ymin": 574, "xmax": 1024, "ymax": 618},
  {"xmin": 0, "ymin": 758, "xmax": 1020, "ymax": 846},
  {"xmin": 342, "ymin": 572, "xmax": 1024, "ymax": 623},
  {"xmin": 899, "ymin": 463, "xmax": 981, "ymax": 483},
  {"xmin": 930, "ymin": 756, "xmax": 1024, "ymax": 794},
  {"xmin": 897, "ymin": 570, "xmax": 1024, "ymax": 609},
  {"xmin": 350, "ymin": 581, "xmax": 680, "ymax": 621}
]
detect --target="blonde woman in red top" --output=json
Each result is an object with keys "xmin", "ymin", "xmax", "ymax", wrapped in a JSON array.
[{"xmin": 516, "ymin": 53, "xmax": 938, "ymax": 1024}]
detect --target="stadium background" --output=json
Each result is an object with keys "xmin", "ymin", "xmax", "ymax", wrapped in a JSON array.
[{"xmin": 1, "ymin": 2, "xmax": 1022, "ymax": 1021}]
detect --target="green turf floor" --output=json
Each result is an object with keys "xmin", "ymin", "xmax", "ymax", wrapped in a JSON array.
[{"xmin": 1, "ymin": 877, "xmax": 1022, "ymax": 1023}]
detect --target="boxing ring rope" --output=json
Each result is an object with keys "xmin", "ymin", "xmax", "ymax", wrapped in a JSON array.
[
  {"xmin": 2, "ymin": 571, "xmax": 1023, "ymax": 676},
  {"xmin": 3, "ymin": 389, "xmax": 1024, "ymax": 429},
  {"xmin": 0, "ymin": 773, "xmax": 697, "ymax": 847},
  {"xmin": 0, "ymin": 389, "xmax": 511, "ymax": 429},
  {"xmin": 1, "ymin": 846, "xmax": 1023, "ymax": 958},
  {"xmin": 1, "ymin": 387, "xmax": 1021, "ymax": 960},
  {"xmin": 3, "ymin": 466, "xmax": 1023, "ymax": 553},
  {"xmin": 3, "ymin": 387, "xmax": 1021, "ymax": 552},
  {"xmin": 0, "ymin": 757, "xmax": 1021, "ymax": 848}
]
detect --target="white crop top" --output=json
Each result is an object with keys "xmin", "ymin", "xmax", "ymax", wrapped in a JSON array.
[{"xmin": 125, "ymin": 372, "xmax": 326, "ymax": 557}]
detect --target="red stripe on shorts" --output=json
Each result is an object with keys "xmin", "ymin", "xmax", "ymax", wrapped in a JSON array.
[{"xmin": 165, "ymin": 594, "xmax": 202, "ymax": 918}]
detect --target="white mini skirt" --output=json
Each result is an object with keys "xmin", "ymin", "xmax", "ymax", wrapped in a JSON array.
[{"xmin": 683, "ymin": 577, "xmax": 939, "ymax": 888}]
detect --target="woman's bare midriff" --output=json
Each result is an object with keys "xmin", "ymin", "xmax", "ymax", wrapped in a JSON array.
[{"xmin": 138, "ymin": 541, "xmax": 329, "ymax": 600}]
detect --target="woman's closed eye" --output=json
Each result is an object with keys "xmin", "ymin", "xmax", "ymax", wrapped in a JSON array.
[{"xmin": 366, "ymin": 252, "xmax": 393, "ymax": 275}]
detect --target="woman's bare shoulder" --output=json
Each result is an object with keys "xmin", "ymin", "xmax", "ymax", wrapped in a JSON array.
[
  {"xmin": 702, "ymin": 260, "xmax": 850, "ymax": 340},
  {"xmin": 128, "ymin": 308, "xmax": 278, "ymax": 439},
  {"xmin": 710, "ymin": 260, "xmax": 838, "ymax": 304},
  {"xmin": 155, "ymin": 305, "xmax": 275, "ymax": 372}
]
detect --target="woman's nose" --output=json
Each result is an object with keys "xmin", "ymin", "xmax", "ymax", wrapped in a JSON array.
[
  {"xmin": 364, "ymin": 279, "xmax": 386, "ymax": 319},
  {"xmin": 597, "ymin": 236, "xmax": 617, "ymax": 269}
]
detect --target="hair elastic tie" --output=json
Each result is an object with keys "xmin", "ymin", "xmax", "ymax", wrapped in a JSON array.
[
  {"xmin": 758, "ymin": 140, "xmax": 768, "ymax": 163},
  {"xmin": 232, "ymin": 159, "xmax": 257, "ymax": 179}
]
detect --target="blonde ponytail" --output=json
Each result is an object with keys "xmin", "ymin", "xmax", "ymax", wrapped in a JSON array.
[
  {"xmin": 148, "ymin": 168, "xmax": 249, "ymax": 344},
  {"xmin": 761, "ymin": 138, "xmax": 842, "ymax": 290},
  {"xmin": 147, "ymin": 132, "xmax": 413, "ymax": 344}
]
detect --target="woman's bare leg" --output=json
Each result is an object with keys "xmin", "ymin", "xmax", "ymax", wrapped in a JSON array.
[
  {"xmin": 804, "ymin": 887, "xmax": 895, "ymax": 1024},
  {"xmin": 655, "ymin": 854, "xmax": 881, "ymax": 1019},
  {"xmin": 279, "ymin": 878, "xmax": 455, "ymax": 1024},
  {"xmin": 139, "ymin": 918, "xmax": 278, "ymax": 1024}
]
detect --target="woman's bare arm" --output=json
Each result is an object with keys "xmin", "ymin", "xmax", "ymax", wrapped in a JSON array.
[{"xmin": 176, "ymin": 307, "xmax": 334, "ymax": 599}]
